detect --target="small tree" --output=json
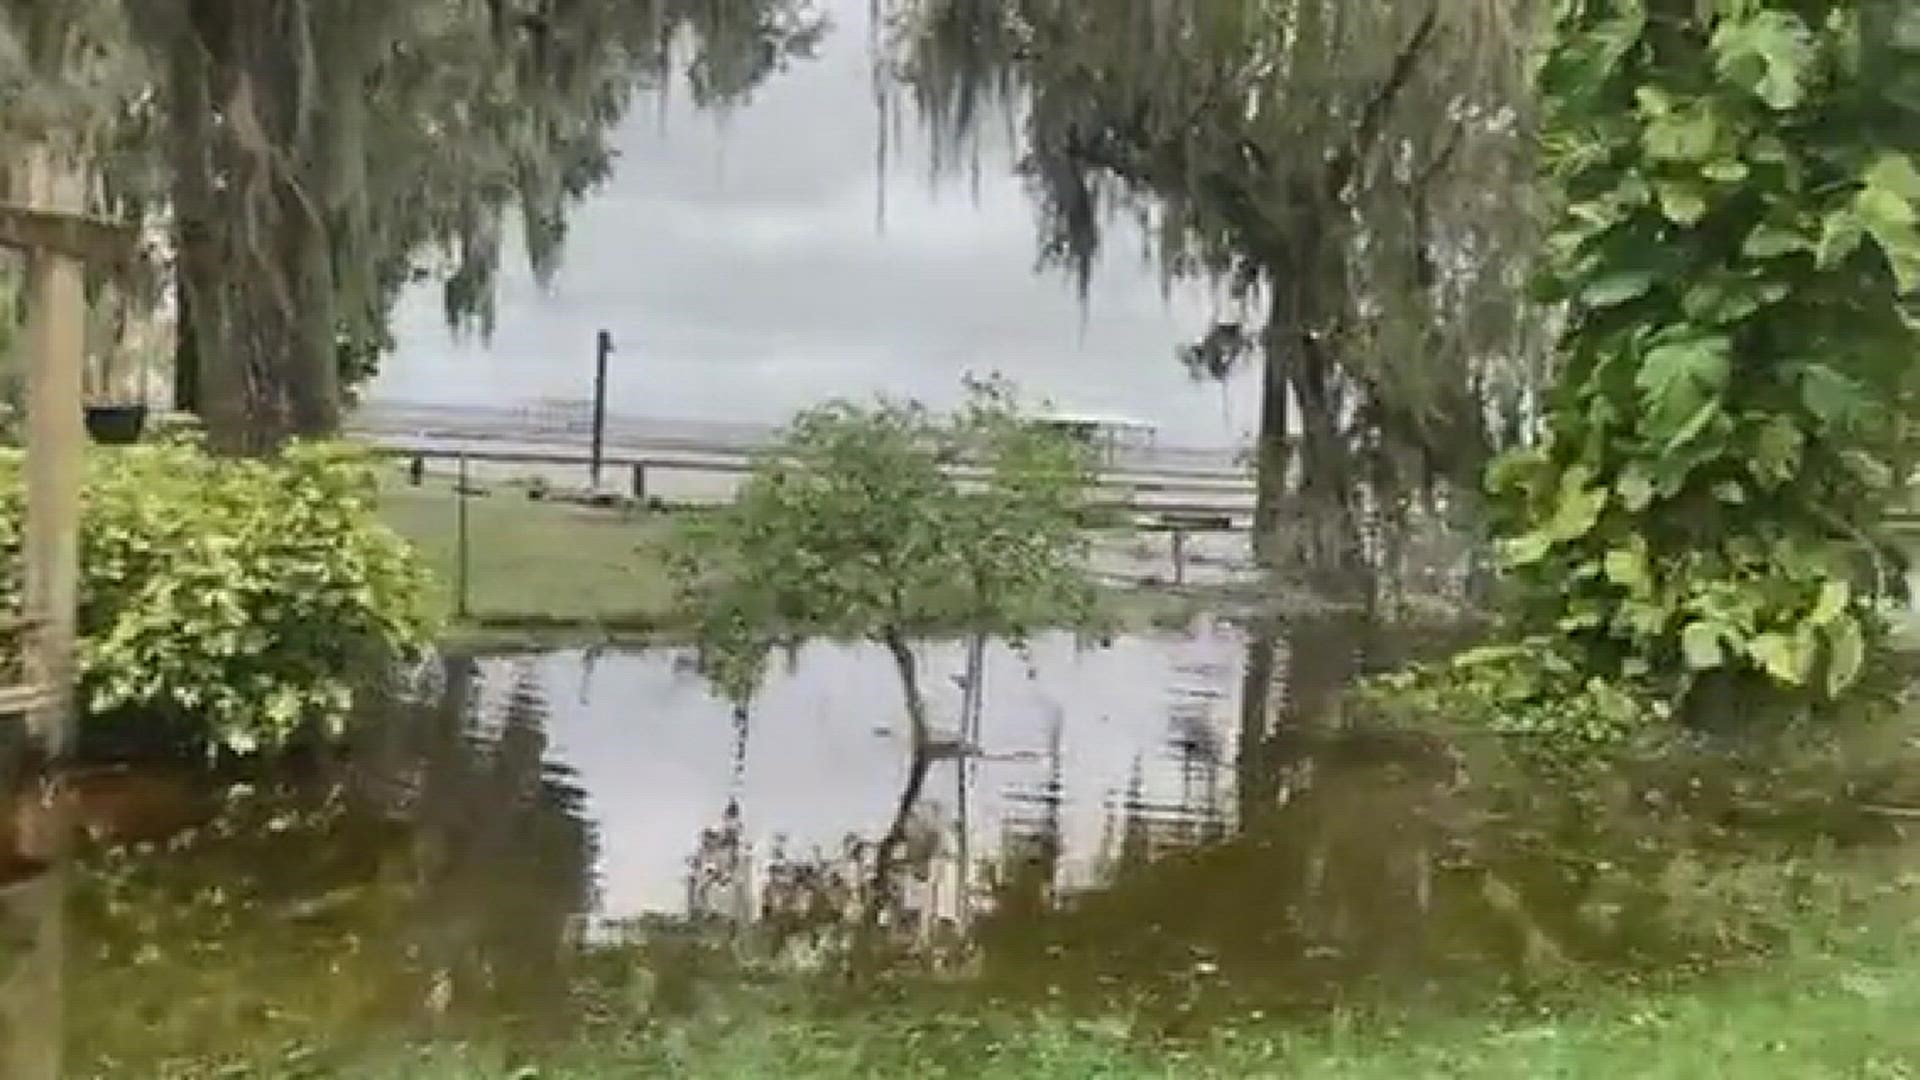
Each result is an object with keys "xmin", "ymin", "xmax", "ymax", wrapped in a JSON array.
[{"xmin": 665, "ymin": 382, "xmax": 1104, "ymax": 934}]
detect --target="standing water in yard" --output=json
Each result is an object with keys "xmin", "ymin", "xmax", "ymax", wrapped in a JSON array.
[{"xmin": 58, "ymin": 616, "xmax": 1919, "ymax": 1073}]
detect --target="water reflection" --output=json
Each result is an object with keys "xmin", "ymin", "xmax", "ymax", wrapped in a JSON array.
[
  {"xmin": 396, "ymin": 659, "xmax": 597, "ymax": 1024},
  {"xmin": 66, "ymin": 657, "xmax": 597, "ymax": 1073},
  {"xmin": 547, "ymin": 627, "xmax": 1263, "ymax": 926}
]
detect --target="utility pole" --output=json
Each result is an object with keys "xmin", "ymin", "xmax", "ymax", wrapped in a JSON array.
[{"xmin": 590, "ymin": 329, "xmax": 614, "ymax": 488}]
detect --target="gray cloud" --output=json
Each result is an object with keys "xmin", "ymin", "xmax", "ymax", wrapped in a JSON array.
[{"xmin": 375, "ymin": 0, "xmax": 1259, "ymax": 446}]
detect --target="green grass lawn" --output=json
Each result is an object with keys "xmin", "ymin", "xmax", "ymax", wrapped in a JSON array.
[
  {"xmin": 377, "ymin": 473, "xmax": 681, "ymax": 641},
  {"xmin": 306, "ymin": 919, "xmax": 1920, "ymax": 1078},
  {"xmin": 376, "ymin": 471, "xmax": 1219, "ymax": 646}
]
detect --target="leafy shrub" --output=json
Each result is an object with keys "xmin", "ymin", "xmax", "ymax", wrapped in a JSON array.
[
  {"xmin": 1358, "ymin": 636, "xmax": 1670, "ymax": 754},
  {"xmin": 0, "ymin": 440, "xmax": 434, "ymax": 754},
  {"xmin": 1495, "ymin": 1, "xmax": 1920, "ymax": 723}
]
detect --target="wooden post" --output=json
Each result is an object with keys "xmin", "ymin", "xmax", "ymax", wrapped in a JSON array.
[
  {"xmin": 590, "ymin": 330, "xmax": 613, "ymax": 488},
  {"xmin": 455, "ymin": 453, "xmax": 472, "ymax": 619},
  {"xmin": 19, "ymin": 167, "xmax": 85, "ymax": 757},
  {"xmin": 630, "ymin": 462, "xmax": 647, "ymax": 505},
  {"xmin": 1171, "ymin": 529, "xmax": 1188, "ymax": 588},
  {"xmin": 0, "ymin": 151, "xmax": 120, "ymax": 1080}
]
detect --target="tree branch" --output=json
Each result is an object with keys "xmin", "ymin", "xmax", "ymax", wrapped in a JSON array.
[{"xmin": 1332, "ymin": 4, "xmax": 1442, "ymax": 186}]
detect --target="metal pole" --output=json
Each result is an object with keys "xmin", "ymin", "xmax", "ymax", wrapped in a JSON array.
[
  {"xmin": 590, "ymin": 330, "xmax": 613, "ymax": 488},
  {"xmin": 455, "ymin": 453, "xmax": 471, "ymax": 619}
]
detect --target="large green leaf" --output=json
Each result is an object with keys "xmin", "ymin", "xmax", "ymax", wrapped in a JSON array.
[
  {"xmin": 1616, "ymin": 466, "xmax": 1657, "ymax": 511},
  {"xmin": 1749, "ymin": 416, "xmax": 1805, "ymax": 487},
  {"xmin": 1545, "ymin": 466, "xmax": 1609, "ymax": 542},
  {"xmin": 1818, "ymin": 207, "xmax": 1868, "ymax": 268},
  {"xmin": 1710, "ymin": 9, "xmax": 1816, "ymax": 110},
  {"xmin": 1864, "ymin": 153, "xmax": 1920, "ymax": 201},
  {"xmin": 1501, "ymin": 531, "xmax": 1554, "ymax": 568},
  {"xmin": 1741, "ymin": 222, "xmax": 1811, "ymax": 258},
  {"xmin": 1582, "ymin": 269, "xmax": 1658, "ymax": 307},
  {"xmin": 1642, "ymin": 101, "xmax": 1719, "ymax": 162},
  {"xmin": 1681, "ymin": 621, "xmax": 1725, "ymax": 670},
  {"xmin": 1808, "ymin": 578, "xmax": 1850, "ymax": 627},
  {"xmin": 1799, "ymin": 365, "xmax": 1871, "ymax": 429},
  {"xmin": 1604, "ymin": 544, "xmax": 1651, "ymax": 591},
  {"xmin": 1635, "ymin": 335, "xmax": 1730, "ymax": 439},
  {"xmin": 1826, "ymin": 615, "xmax": 1866, "ymax": 697},
  {"xmin": 1656, "ymin": 179, "xmax": 1710, "ymax": 224},
  {"xmin": 1749, "ymin": 630, "xmax": 1814, "ymax": 687}
]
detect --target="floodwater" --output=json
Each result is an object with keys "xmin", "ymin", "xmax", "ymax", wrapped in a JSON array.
[{"xmin": 19, "ymin": 617, "xmax": 1915, "ymax": 1073}]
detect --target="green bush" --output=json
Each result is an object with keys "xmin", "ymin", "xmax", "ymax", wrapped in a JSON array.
[
  {"xmin": 1356, "ymin": 636, "xmax": 1670, "ymax": 754},
  {"xmin": 0, "ymin": 440, "xmax": 434, "ymax": 754}
]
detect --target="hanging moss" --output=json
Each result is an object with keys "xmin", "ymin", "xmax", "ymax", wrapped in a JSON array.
[
  {"xmin": 3, "ymin": 0, "xmax": 825, "ymax": 451},
  {"xmin": 883, "ymin": 0, "xmax": 1547, "ymax": 578}
]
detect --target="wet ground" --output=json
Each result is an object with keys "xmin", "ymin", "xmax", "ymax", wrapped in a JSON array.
[{"xmin": 9, "ymin": 617, "xmax": 1913, "ymax": 1073}]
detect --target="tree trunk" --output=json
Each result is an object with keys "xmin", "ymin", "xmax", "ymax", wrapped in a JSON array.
[
  {"xmin": 170, "ymin": 270, "xmax": 198, "ymax": 414},
  {"xmin": 173, "ymin": 0, "xmax": 334, "ymax": 454},
  {"xmin": 1288, "ymin": 329, "xmax": 1367, "ymax": 598},
  {"xmin": 1234, "ymin": 617, "xmax": 1282, "ymax": 827},
  {"xmin": 1259, "ymin": 229, "xmax": 1367, "ymax": 597},
  {"xmin": 862, "ymin": 629, "xmax": 935, "ymax": 959},
  {"xmin": 169, "ymin": 2, "xmax": 225, "ymax": 434},
  {"xmin": 1251, "ymin": 308, "xmax": 1293, "ymax": 569},
  {"xmin": 174, "ymin": 0, "xmax": 285, "ymax": 455},
  {"xmin": 283, "ymin": 150, "xmax": 340, "ymax": 438},
  {"xmin": 285, "ymin": 2, "xmax": 342, "ymax": 438}
]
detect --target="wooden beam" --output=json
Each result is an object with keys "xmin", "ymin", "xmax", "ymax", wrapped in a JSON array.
[
  {"xmin": 18, "ymin": 197, "xmax": 86, "ymax": 755},
  {"xmin": 0, "ymin": 150, "xmax": 90, "ymax": 1080},
  {"xmin": 0, "ymin": 203, "xmax": 138, "ymax": 265}
]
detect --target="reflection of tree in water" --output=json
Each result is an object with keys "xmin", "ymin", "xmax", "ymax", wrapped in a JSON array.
[
  {"xmin": 1168, "ymin": 662, "xmax": 1230, "ymax": 847},
  {"xmin": 975, "ymin": 612, "xmax": 1521, "ymax": 1020},
  {"xmin": 678, "ymin": 685, "xmax": 964, "ymax": 973},
  {"xmin": 989, "ymin": 710, "xmax": 1064, "ymax": 927},
  {"xmin": 687, "ymin": 800, "xmax": 753, "ymax": 924},
  {"xmin": 405, "ymin": 657, "xmax": 599, "ymax": 1025},
  {"xmin": 65, "ymin": 654, "xmax": 602, "ymax": 1072},
  {"xmin": 686, "ymin": 706, "xmax": 755, "ymax": 925},
  {"xmin": 1236, "ymin": 612, "xmax": 1373, "ymax": 828},
  {"xmin": 969, "ymin": 611, "xmax": 1870, "ymax": 1021},
  {"xmin": 754, "ymin": 832, "xmax": 866, "ymax": 962},
  {"xmin": 1110, "ymin": 756, "xmax": 1150, "ymax": 878},
  {"xmin": 1235, "ymin": 617, "xmax": 1286, "ymax": 824},
  {"xmin": 976, "ymin": 728, "xmax": 1497, "ymax": 1021}
]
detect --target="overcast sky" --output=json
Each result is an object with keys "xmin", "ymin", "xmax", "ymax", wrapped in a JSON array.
[{"xmin": 373, "ymin": 0, "xmax": 1259, "ymax": 447}]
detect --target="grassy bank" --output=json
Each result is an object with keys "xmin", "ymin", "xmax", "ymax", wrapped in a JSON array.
[
  {"xmin": 287, "ymin": 917, "xmax": 1920, "ymax": 1078},
  {"xmin": 376, "ymin": 472, "xmax": 683, "ymax": 644},
  {"xmin": 376, "ymin": 471, "xmax": 1226, "ymax": 647}
]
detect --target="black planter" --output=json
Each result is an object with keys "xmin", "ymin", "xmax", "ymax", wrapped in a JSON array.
[{"xmin": 84, "ymin": 404, "xmax": 148, "ymax": 445}]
